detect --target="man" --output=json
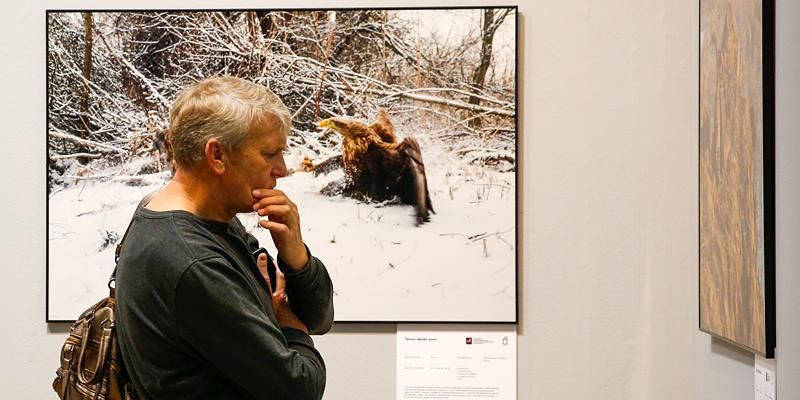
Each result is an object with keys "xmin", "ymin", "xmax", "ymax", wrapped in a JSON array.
[{"xmin": 116, "ymin": 76, "xmax": 334, "ymax": 399}]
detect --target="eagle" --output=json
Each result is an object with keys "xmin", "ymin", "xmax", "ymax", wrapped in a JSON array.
[{"xmin": 316, "ymin": 109, "xmax": 434, "ymax": 225}]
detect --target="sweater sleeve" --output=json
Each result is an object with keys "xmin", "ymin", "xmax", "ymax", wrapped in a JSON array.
[
  {"xmin": 174, "ymin": 257, "xmax": 326, "ymax": 400},
  {"xmin": 278, "ymin": 248, "xmax": 335, "ymax": 335}
]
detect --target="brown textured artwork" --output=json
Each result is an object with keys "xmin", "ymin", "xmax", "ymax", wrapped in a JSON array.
[{"xmin": 699, "ymin": 0, "xmax": 774, "ymax": 357}]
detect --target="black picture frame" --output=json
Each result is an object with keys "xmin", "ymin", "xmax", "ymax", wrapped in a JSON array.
[{"xmin": 46, "ymin": 6, "xmax": 519, "ymax": 324}]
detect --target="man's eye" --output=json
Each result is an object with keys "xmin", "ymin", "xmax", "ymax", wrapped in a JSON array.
[{"xmin": 262, "ymin": 148, "xmax": 288, "ymax": 158}]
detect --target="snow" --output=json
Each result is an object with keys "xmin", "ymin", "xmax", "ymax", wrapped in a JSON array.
[{"xmin": 48, "ymin": 148, "xmax": 516, "ymax": 323}]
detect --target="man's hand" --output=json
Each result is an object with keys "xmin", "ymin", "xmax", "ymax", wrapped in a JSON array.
[
  {"xmin": 252, "ymin": 189, "xmax": 309, "ymax": 271},
  {"xmin": 256, "ymin": 253, "xmax": 308, "ymax": 334}
]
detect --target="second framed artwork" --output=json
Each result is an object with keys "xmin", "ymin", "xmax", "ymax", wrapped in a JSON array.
[
  {"xmin": 699, "ymin": 0, "xmax": 775, "ymax": 357},
  {"xmin": 46, "ymin": 8, "xmax": 518, "ymax": 323}
]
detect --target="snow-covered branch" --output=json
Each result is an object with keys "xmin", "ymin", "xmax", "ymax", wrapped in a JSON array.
[
  {"xmin": 50, "ymin": 129, "xmax": 128, "ymax": 154},
  {"xmin": 47, "ymin": 9, "xmax": 516, "ymax": 191}
]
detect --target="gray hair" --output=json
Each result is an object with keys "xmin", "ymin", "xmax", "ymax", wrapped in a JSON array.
[{"xmin": 168, "ymin": 76, "xmax": 292, "ymax": 168}]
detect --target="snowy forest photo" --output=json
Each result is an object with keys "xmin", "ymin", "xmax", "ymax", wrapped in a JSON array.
[{"xmin": 46, "ymin": 8, "xmax": 517, "ymax": 322}]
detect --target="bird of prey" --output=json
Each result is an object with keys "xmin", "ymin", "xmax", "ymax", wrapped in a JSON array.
[{"xmin": 315, "ymin": 109, "xmax": 434, "ymax": 225}]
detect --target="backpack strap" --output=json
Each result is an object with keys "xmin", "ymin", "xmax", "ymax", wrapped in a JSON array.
[{"xmin": 108, "ymin": 191, "xmax": 160, "ymax": 291}]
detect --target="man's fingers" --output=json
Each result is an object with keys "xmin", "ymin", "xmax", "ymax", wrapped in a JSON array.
[
  {"xmin": 258, "ymin": 219, "xmax": 291, "ymax": 234},
  {"xmin": 256, "ymin": 204, "xmax": 292, "ymax": 218},
  {"xmin": 251, "ymin": 190, "xmax": 295, "ymax": 208},
  {"xmin": 271, "ymin": 289, "xmax": 287, "ymax": 308},
  {"xmin": 252, "ymin": 189, "xmax": 286, "ymax": 199},
  {"xmin": 252, "ymin": 195, "xmax": 289, "ymax": 211},
  {"xmin": 275, "ymin": 264, "xmax": 287, "ymax": 293},
  {"xmin": 251, "ymin": 190, "xmax": 298, "ymax": 211},
  {"xmin": 256, "ymin": 253, "xmax": 272, "ymax": 294}
]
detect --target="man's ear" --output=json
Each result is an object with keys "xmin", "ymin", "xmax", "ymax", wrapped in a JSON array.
[{"xmin": 204, "ymin": 138, "xmax": 226, "ymax": 175}]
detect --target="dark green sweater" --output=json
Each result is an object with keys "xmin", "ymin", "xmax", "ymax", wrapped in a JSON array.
[{"xmin": 116, "ymin": 208, "xmax": 334, "ymax": 400}]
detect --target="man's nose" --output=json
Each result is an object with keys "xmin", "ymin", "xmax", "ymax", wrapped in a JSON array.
[{"xmin": 273, "ymin": 154, "xmax": 288, "ymax": 178}]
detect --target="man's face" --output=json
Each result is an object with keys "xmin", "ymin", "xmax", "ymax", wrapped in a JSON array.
[{"xmin": 222, "ymin": 113, "xmax": 288, "ymax": 213}]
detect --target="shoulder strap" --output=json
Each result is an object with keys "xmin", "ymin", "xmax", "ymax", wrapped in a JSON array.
[{"xmin": 109, "ymin": 191, "xmax": 160, "ymax": 289}]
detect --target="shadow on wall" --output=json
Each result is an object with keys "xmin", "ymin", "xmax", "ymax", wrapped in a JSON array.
[
  {"xmin": 711, "ymin": 336, "xmax": 756, "ymax": 365},
  {"xmin": 515, "ymin": 12, "xmax": 527, "ymax": 337},
  {"xmin": 46, "ymin": 320, "xmax": 399, "ymax": 335},
  {"xmin": 48, "ymin": 323, "xmax": 71, "ymax": 335},
  {"xmin": 328, "ymin": 323, "xmax": 396, "ymax": 334}
]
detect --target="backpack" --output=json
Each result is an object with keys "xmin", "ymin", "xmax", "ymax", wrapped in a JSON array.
[
  {"xmin": 52, "ymin": 292, "xmax": 136, "ymax": 400},
  {"xmin": 53, "ymin": 193, "xmax": 157, "ymax": 399}
]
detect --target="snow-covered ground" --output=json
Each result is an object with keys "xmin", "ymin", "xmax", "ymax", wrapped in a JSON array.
[{"xmin": 48, "ymin": 146, "xmax": 516, "ymax": 322}]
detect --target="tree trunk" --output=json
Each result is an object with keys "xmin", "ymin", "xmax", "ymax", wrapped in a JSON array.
[
  {"xmin": 469, "ymin": 9, "xmax": 508, "ymax": 128},
  {"xmin": 256, "ymin": 11, "xmax": 273, "ymax": 38},
  {"xmin": 470, "ymin": 9, "xmax": 495, "ymax": 106},
  {"xmin": 79, "ymin": 12, "xmax": 93, "ymax": 161}
]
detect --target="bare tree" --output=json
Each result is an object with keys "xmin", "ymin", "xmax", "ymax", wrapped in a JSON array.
[
  {"xmin": 80, "ymin": 12, "xmax": 93, "ymax": 145},
  {"xmin": 47, "ymin": 9, "xmax": 518, "ymax": 190},
  {"xmin": 468, "ymin": 8, "xmax": 511, "ymax": 128}
]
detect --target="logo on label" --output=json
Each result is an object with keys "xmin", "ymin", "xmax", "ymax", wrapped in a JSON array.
[{"xmin": 466, "ymin": 337, "xmax": 473, "ymax": 345}]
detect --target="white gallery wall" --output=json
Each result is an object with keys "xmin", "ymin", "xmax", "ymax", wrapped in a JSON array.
[
  {"xmin": 775, "ymin": 0, "xmax": 800, "ymax": 397},
  {"xmin": 0, "ymin": 0, "xmax": 797, "ymax": 399}
]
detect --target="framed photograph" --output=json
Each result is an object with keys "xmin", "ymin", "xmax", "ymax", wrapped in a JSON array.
[
  {"xmin": 47, "ymin": 7, "xmax": 518, "ymax": 323},
  {"xmin": 699, "ymin": 0, "xmax": 775, "ymax": 357}
]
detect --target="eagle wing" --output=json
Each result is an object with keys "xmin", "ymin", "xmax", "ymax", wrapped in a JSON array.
[
  {"xmin": 369, "ymin": 108, "xmax": 397, "ymax": 144},
  {"xmin": 398, "ymin": 137, "xmax": 435, "ymax": 225}
]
